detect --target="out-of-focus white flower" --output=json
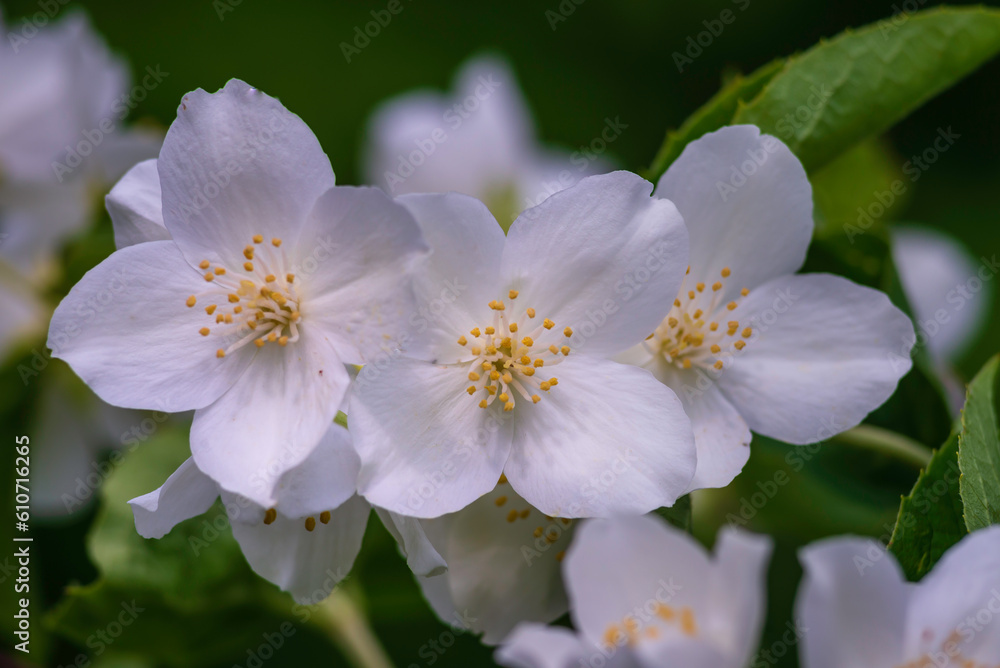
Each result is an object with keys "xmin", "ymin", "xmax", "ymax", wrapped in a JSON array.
[
  {"xmin": 362, "ymin": 55, "xmax": 607, "ymax": 225},
  {"xmin": 797, "ymin": 526, "xmax": 1000, "ymax": 668},
  {"xmin": 495, "ymin": 514, "xmax": 772, "ymax": 668},
  {"xmin": 619, "ymin": 125, "xmax": 916, "ymax": 491}
]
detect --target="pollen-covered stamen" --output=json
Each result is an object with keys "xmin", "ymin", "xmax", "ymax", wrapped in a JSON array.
[
  {"xmin": 450, "ymin": 294, "xmax": 571, "ymax": 411},
  {"xmin": 646, "ymin": 266, "xmax": 753, "ymax": 371},
  {"xmin": 185, "ymin": 235, "xmax": 302, "ymax": 357}
]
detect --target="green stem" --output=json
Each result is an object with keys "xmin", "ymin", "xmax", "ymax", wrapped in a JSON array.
[
  {"xmin": 833, "ymin": 424, "xmax": 934, "ymax": 468},
  {"xmin": 312, "ymin": 588, "xmax": 395, "ymax": 668}
]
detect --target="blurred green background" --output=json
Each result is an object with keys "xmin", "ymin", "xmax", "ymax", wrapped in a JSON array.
[{"xmin": 1, "ymin": 0, "xmax": 998, "ymax": 666}]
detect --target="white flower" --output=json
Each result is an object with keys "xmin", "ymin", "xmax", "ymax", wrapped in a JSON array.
[
  {"xmin": 618, "ymin": 125, "xmax": 916, "ymax": 491},
  {"xmin": 362, "ymin": 55, "xmax": 605, "ymax": 225},
  {"xmin": 384, "ymin": 478, "xmax": 575, "ymax": 644},
  {"xmin": 494, "ymin": 514, "xmax": 772, "ymax": 668},
  {"xmin": 129, "ymin": 424, "xmax": 370, "ymax": 603},
  {"xmin": 797, "ymin": 526, "xmax": 1000, "ymax": 668},
  {"xmin": 48, "ymin": 80, "xmax": 428, "ymax": 507},
  {"xmin": 349, "ymin": 171, "xmax": 696, "ymax": 519},
  {"xmin": 891, "ymin": 225, "xmax": 991, "ymax": 413},
  {"xmin": 0, "ymin": 11, "xmax": 160, "ymax": 279}
]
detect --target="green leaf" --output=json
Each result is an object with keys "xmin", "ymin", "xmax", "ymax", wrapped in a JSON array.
[
  {"xmin": 655, "ymin": 495, "xmax": 692, "ymax": 533},
  {"xmin": 888, "ymin": 432, "xmax": 966, "ymax": 581},
  {"xmin": 958, "ymin": 354, "xmax": 1000, "ymax": 532},
  {"xmin": 646, "ymin": 60, "xmax": 783, "ymax": 181},
  {"xmin": 732, "ymin": 7, "xmax": 1000, "ymax": 172}
]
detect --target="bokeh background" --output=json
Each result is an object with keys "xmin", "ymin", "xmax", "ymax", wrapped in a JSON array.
[{"xmin": 1, "ymin": 0, "xmax": 998, "ymax": 666}]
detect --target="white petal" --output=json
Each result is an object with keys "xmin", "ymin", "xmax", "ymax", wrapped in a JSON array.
[
  {"xmin": 796, "ymin": 537, "xmax": 909, "ymax": 668},
  {"xmin": 376, "ymin": 509, "xmax": 447, "ymax": 577},
  {"xmin": 501, "ymin": 171, "xmax": 689, "ymax": 357},
  {"xmin": 564, "ymin": 515, "xmax": 712, "ymax": 649},
  {"xmin": 48, "ymin": 241, "xmax": 254, "ymax": 412},
  {"xmin": 424, "ymin": 484, "xmax": 572, "ymax": 645},
  {"xmin": 128, "ymin": 458, "xmax": 219, "ymax": 539},
  {"xmin": 891, "ymin": 225, "xmax": 990, "ymax": 361},
  {"xmin": 296, "ymin": 186, "xmax": 428, "ymax": 365},
  {"xmin": 190, "ymin": 330, "xmax": 350, "ymax": 507},
  {"xmin": 654, "ymin": 125, "xmax": 813, "ymax": 298},
  {"xmin": 231, "ymin": 494, "xmax": 370, "ymax": 605},
  {"xmin": 271, "ymin": 424, "xmax": 360, "ymax": 518},
  {"xmin": 494, "ymin": 624, "xmax": 591, "ymax": 668},
  {"xmin": 504, "ymin": 356, "xmax": 695, "ymax": 517},
  {"xmin": 396, "ymin": 191, "xmax": 506, "ymax": 360},
  {"xmin": 705, "ymin": 529, "xmax": 772, "ymax": 665},
  {"xmin": 721, "ymin": 273, "xmax": 915, "ymax": 444},
  {"xmin": 158, "ymin": 79, "xmax": 335, "ymax": 270},
  {"xmin": 362, "ymin": 55, "xmax": 533, "ymax": 199},
  {"xmin": 0, "ymin": 178, "xmax": 91, "ymax": 275},
  {"xmin": 640, "ymin": 359, "xmax": 751, "ymax": 492},
  {"xmin": 903, "ymin": 526, "xmax": 1000, "ymax": 661},
  {"xmin": 350, "ymin": 356, "xmax": 512, "ymax": 518},
  {"xmin": 106, "ymin": 158, "xmax": 168, "ymax": 248}
]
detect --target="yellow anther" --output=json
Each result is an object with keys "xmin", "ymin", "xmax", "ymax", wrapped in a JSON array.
[
  {"xmin": 734, "ymin": 340, "xmax": 746, "ymax": 350},
  {"xmin": 741, "ymin": 287, "xmax": 749, "ymax": 296},
  {"xmin": 291, "ymin": 311, "xmax": 300, "ymax": 321},
  {"xmin": 495, "ymin": 495, "xmax": 507, "ymax": 507},
  {"xmin": 523, "ymin": 367, "xmax": 535, "ymax": 377},
  {"xmin": 526, "ymin": 308, "xmax": 536, "ymax": 318},
  {"xmin": 688, "ymin": 290, "xmax": 696, "ymax": 300},
  {"xmin": 244, "ymin": 262, "xmax": 254, "ymax": 271},
  {"xmin": 531, "ymin": 395, "xmax": 541, "ymax": 404},
  {"xmin": 224, "ymin": 314, "xmax": 233, "ymax": 324},
  {"xmin": 549, "ymin": 344, "xmax": 558, "ymax": 354},
  {"xmin": 517, "ymin": 355, "xmax": 529, "ymax": 365},
  {"xmin": 271, "ymin": 238, "xmax": 282, "ymax": 247},
  {"xmin": 186, "ymin": 295, "xmax": 197, "ymax": 307},
  {"xmin": 490, "ymin": 300, "xmax": 506, "ymax": 311},
  {"xmin": 656, "ymin": 603, "xmax": 674, "ymax": 621},
  {"xmin": 540, "ymin": 381, "xmax": 551, "ymax": 391},
  {"xmin": 499, "ymin": 393, "xmax": 509, "ymax": 402},
  {"xmin": 680, "ymin": 607, "xmax": 697, "ymax": 636},
  {"xmin": 668, "ymin": 317, "xmax": 679, "ymax": 328},
  {"xmin": 486, "ymin": 385, "xmax": 497, "ymax": 395},
  {"xmin": 279, "ymin": 336, "xmax": 289, "ymax": 347},
  {"xmin": 320, "ymin": 511, "xmax": 331, "ymax": 524},
  {"xmin": 228, "ymin": 294, "xmax": 240, "ymax": 303},
  {"xmin": 199, "ymin": 260, "xmax": 211, "ymax": 270},
  {"xmin": 267, "ymin": 332, "xmax": 277, "ymax": 342},
  {"xmin": 490, "ymin": 371, "xmax": 500, "ymax": 381},
  {"xmin": 265, "ymin": 274, "xmax": 276, "ymax": 283},
  {"xmin": 508, "ymin": 289, "xmax": 519, "ymax": 299},
  {"xmin": 467, "ymin": 386, "xmax": 477, "ymax": 395},
  {"xmin": 243, "ymin": 247, "xmax": 254, "ymax": 260},
  {"xmin": 499, "ymin": 473, "xmax": 508, "ymax": 484},
  {"xmin": 468, "ymin": 371, "xmax": 481, "ymax": 381},
  {"xmin": 263, "ymin": 508, "xmax": 277, "ymax": 525},
  {"xmin": 457, "ymin": 335, "xmax": 467, "ymax": 345},
  {"xmin": 482, "ymin": 361, "xmax": 492, "ymax": 370},
  {"xmin": 555, "ymin": 550, "xmax": 565, "ymax": 562},
  {"xmin": 214, "ymin": 267, "xmax": 226, "ymax": 275},
  {"xmin": 520, "ymin": 509, "xmax": 530, "ymax": 519},
  {"xmin": 693, "ymin": 309, "xmax": 703, "ymax": 319},
  {"xmin": 485, "ymin": 326, "xmax": 495, "ymax": 335},
  {"xmin": 728, "ymin": 321, "xmax": 739, "ymax": 329},
  {"xmin": 305, "ymin": 516, "xmax": 316, "ymax": 531},
  {"xmin": 216, "ymin": 349, "xmax": 225, "ymax": 358},
  {"xmin": 674, "ymin": 298, "xmax": 682, "ymax": 307},
  {"xmin": 549, "ymin": 378, "xmax": 558, "ymax": 386},
  {"xmin": 560, "ymin": 518, "xmax": 571, "ymax": 526},
  {"xmin": 563, "ymin": 327, "xmax": 573, "ymax": 337},
  {"xmin": 506, "ymin": 509, "xmax": 518, "ymax": 522},
  {"xmin": 204, "ymin": 272, "xmax": 215, "ymax": 282},
  {"xmin": 534, "ymin": 526, "xmax": 544, "ymax": 538},
  {"xmin": 696, "ymin": 282, "xmax": 705, "ymax": 292},
  {"xmin": 250, "ymin": 234, "xmax": 262, "ymax": 243},
  {"xmin": 682, "ymin": 358, "xmax": 692, "ymax": 369},
  {"xmin": 502, "ymin": 372, "xmax": 513, "ymax": 384},
  {"xmin": 470, "ymin": 347, "xmax": 482, "ymax": 356},
  {"xmin": 479, "ymin": 399, "xmax": 488, "ymax": 409},
  {"xmin": 721, "ymin": 267, "xmax": 731, "ymax": 278},
  {"xmin": 727, "ymin": 301, "xmax": 738, "ymax": 310},
  {"xmin": 710, "ymin": 344, "xmax": 721, "ymax": 354},
  {"xmin": 205, "ymin": 304, "xmax": 217, "ymax": 315},
  {"xmin": 712, "ymin": 282, "xmax": 722, "ymax": 291},
  {"xmin": 470, "ymin": 327, "xmax": 481, "ymax": 337},
  {"xmin": 509, "ymin": 322, "xmax": 518, "ymax": 333},
  {"xmin": 714, "ymin": 360, "xmax": 724, "ymax": 370},
  {"xmin": 742, "ymin": 327, "xmax": 753, "ymax": 338},
  {"xmin": 534, "ymin": 359, "xmax": 544, "ymax": 368},
  {"xmin": 486, "ymin": 345, "xmax": 498, "ymax": 355},
  {"xmin": 286, "ymin": 273, "xmax": 295, "ymax": 283},
  {"xmin": 216, "ymin": 314, "xmax": 225, "ymax": 323},
  {"xmin": 561, "ymin": 346, "xmax": 570, "ymax": 355},
  {"xmin": 709, "ymin": 322, "xmax": 719, "ymax": 331},
  {"xmin": 504, "ymin": 401, "xmax": 515, "ymax": 412},
  {"xmin": 543, "ymin": 319, "xmax": 555, "ymax": 330},
  {"xmin": 199, "ymin": 327, "xmax": 210, "ymax": 336},
  {"xmin": 255, "ymin": 339, "xmax": 265, "ymax": 348}
]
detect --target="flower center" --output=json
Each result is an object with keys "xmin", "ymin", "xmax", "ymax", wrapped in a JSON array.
[
  {"xmin": 646, "ymin": 266, "xmax": 752, "ymax": 372},
  {"xmin": 183, "ymin": 235, "xmax": 302, "ymax": 358},
  {"xmin": 602, "ymin": 603, "xmax": 698, "ymax": 650},
  {"xmin": 454, "ymin": 290, "xmax": 571, "ymax": 412}
]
